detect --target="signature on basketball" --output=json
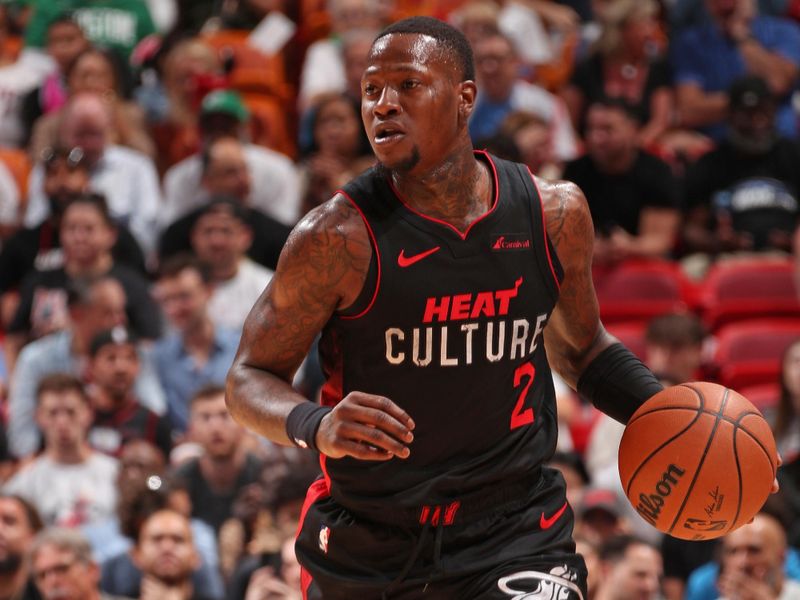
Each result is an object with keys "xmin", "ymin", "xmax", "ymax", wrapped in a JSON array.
[{"xmin": 704, "ymin": 486, "xmax": 724, "ymax": 519}]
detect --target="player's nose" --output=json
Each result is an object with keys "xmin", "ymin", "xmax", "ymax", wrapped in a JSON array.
[{"xmin": 373, "ymin": 86, "xmax": 401, "ymax": 117}]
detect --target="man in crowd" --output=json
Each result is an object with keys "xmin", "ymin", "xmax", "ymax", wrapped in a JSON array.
[
  {"xmin": 24, "ymin": 93, "xmax": 162, "ymax": 255},
  {"xmin": 563, "ymin": 97, "xmax": 680, "ymax": 268},
  {"xmin": 682, "ymin": 76, "xmax": 800, "ymax": 268},
  {"xmin": 5, "ymin": 374, "xmax": 118, "ymax": 526},
  {"xmin": 594, "ymin": 534, "xmax": 663, "ymax": 600},
  {"xmin": 174, "ymin": 386, "xmax": 262, "ymax": 534},
  {"xmin": 159, "ymin": 136, "xmax": 291, "ymax": 271},
  {"xmin": 0, "ymin": 494, "xmax": 43, "ymax": 600},
  {"xmin": 86, "ymin": 327, "xmax": 173, "ymax": 458},
  {"xmin": 672, "ymin": 0, "xmax": 800, "ymax": 141},
  {"xmin": 29, "ymin": 528, "xmax": 127, "ymax": 600},
  {"xmin": 9, "ymin": 277, "xmax": 165, "ymax": 458},
  {"xmin": 190, "ymin": 199, "xmax": 273, "ymax": 331},
  {"xmin": 162, "ymin": 90, "xmax": 300, "ymax": 228},
  {"xmin": 152, "ymin": 256, "xmax": 239, "ymax": 433},
  {"xmin": 470, "ymin": 31, "xmax": 577, "ymax": 163},
  {"xmin": 133, "ymin": 510, "xmax": 214, "ymax": 600},
  {"xmin": 0, "ymin": 144, "xmax": 145, "ymax": 306}
]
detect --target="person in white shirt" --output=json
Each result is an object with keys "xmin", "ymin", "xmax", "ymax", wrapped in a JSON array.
[
  {"xmin": 24, "ymin": 92, "xmax": 161, "ymax": 256},
  {"xmin": 190, "ymin": 199, "xmax": 272, "ymax": 332},
  {"xmin": 4, "ymin": 373, "xmax": 118, "ymax": 526},
  {"xmin": 161, "ymin": 90, "xmax": 300, "ymax": 229}
]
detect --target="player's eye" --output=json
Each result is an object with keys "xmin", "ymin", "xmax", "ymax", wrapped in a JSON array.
[
  {"xmin": 363, "ymin": 83, "xmax": 378, "ymax": 95},
  {"xmin": 402, "ymin": 79, "xmax": 420, "ymax": 90}
]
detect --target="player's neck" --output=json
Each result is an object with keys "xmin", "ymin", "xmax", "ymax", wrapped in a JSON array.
[{"xmin": 391, "ymin": 146, "xmax": 491, "ymax": 230}]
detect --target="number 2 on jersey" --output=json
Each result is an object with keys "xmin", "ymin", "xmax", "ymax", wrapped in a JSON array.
[{"xmin": 510, "ymin": 361, "xmax": 536, "ymax": 429}]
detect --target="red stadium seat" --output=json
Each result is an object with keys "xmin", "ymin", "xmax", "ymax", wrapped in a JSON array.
[
  {"xmin": 711, "ymin": 319, "xmax": 800, "ymax": 389},
  {"xmin": 594, "ymin": 260, "xmax": 695, "ymax": 325},
  {"xmin": 736, "ymin": 382, "xmax": 781, "ymax": 412},
  {"xmin": 699, "ymin": 259, "xmax": 800, "ymax": 331}
]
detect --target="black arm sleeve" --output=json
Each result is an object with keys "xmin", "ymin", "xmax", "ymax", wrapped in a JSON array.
[{"xmin": 577, "ymin": 343, "xmax": 664, "ymax": 424}]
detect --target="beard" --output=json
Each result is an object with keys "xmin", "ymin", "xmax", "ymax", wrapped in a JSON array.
[
  {"xmin": 0, "ymin": 554, "xmax": 22, "ymax": 574},
  {"xmin": 376, "ymin": 145, "xmax": 421, "ymax": 175},
  {"xmin": 729, "ymin": 127, "xmax": 777, "ymax": 155}
]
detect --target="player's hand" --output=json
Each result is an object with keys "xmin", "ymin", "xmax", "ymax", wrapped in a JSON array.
[{"xmin": 316, "ymin": 392, "xmax": 415, "ymax": 461}]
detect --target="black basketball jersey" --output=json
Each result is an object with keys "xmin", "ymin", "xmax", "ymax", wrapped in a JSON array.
[{"xmin": 318, "ymin": 151, "xmax": 564, "ymax": 516}]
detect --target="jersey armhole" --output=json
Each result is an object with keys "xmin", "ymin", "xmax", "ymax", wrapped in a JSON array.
[
  {"xmin": 336, "ymin": 190, "xmax": 381, "ymax": 320},
  {"xmin": 525, "ymin": 166, "xmax": 564, "ymax": 294}
]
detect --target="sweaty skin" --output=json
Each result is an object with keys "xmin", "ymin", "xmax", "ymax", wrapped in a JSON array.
[{"xmin": 225, "ymin": 31, "xmax": 616, "ymax": 461}]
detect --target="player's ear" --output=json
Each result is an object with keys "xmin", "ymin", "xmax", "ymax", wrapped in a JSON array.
[{"xmin": 457, "ymin": 80, "xmax": 477, "ymax": 122}]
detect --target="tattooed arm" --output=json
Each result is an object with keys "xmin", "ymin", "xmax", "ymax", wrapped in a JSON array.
[
  {"xmin": 537, "ymin": 178, "xmax": 617, "ymax": 388},
  {"xmin": 225, "ymin": 195, "xmax": 414, "ymax": 459}
]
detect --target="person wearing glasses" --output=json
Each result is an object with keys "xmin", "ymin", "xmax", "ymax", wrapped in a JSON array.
[{"xmin": 29, "ymin": 527, "xmax": 132, "ymax": 600}]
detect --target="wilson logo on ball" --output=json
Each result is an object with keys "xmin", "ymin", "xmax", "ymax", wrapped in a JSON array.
[{"xmin": 636, "ymin": 464, "xmax": 686, "ymax": 526}]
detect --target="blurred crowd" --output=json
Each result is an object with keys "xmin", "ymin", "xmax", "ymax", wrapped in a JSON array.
[{"xmin": 0, "ymin": 0, "xmax": 799, "ymax": 598}]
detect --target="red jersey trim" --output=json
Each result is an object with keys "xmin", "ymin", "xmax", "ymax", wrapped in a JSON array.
[
  {"xmin": 387, "ymin": 149, "xmax": 501, "ymax": 241},
  {"xmin": 527, "ymin": 167, "xmax": 561, "ymax": 292},
  {"xmin": 337, "ymin": 190, "xmax": 381, "ymax": 320},
  {"xmin": 296, "ymin": 478, "xmax": 330, "ymax": 599}
]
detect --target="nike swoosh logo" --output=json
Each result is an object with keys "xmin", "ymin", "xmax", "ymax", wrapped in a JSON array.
[
  {"xmin": 397, "ymin": 246, "xmax": 441, "ymax": 267},
  {"xmin": 540, "ymin": 501, "xmax": 568, "ymax": 530}
]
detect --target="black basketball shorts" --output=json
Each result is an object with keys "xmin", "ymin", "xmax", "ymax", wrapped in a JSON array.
[{"xmin": 295, "ymin": 467, "xmax": 588, "ymax": 599}]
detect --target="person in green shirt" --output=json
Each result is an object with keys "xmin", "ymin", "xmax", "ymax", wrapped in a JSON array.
[{"xmin": 24, "ymin": 0, "xmax": 156, "ymax": 61}]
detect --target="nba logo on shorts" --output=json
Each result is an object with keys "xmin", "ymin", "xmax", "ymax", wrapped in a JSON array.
[{"xmin": 318, "ymin": 525, "xmax": 330, "ymax": 554}]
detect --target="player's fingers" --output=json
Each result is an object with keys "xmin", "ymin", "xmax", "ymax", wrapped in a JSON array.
[
  {"xmin": 335, "ymin": 438, "xmax": 398, "ymax": 461},
  {"xmin": 345, "ymin": 393, "xmax": 416, "ymax": 429},
  {"xmin": 338, "ymin": 422, "xmax": 411, "ymax": 458},
  {"xmin": 339, "ymin": 405, "xmax": 415, "ymax": 445}
]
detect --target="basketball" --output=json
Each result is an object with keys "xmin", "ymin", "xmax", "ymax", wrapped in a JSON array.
[{"xmin": 618, "ymin": 382, "xmax": 778, "ymax": 541}]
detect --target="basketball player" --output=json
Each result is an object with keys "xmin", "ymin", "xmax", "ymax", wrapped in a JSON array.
[{"xmin": 226, "ymin": 17, "xmax": 666, "ymax": 599}]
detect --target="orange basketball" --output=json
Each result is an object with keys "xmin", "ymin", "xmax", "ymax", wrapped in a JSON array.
[{"xmin": 618, "ymin": 382, "xmax": 778, "ymax": 541}]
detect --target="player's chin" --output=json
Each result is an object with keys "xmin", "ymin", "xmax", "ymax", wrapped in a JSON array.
[{"xmin": 375, "ymin": 146, "xmax": 421, "ymax": 173}]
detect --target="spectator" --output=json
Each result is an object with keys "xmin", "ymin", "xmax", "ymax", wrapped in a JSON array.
[
  {"xmin": 643, "ymin": 312, "xmax": 707, "ymax": 385},
  {"xmin": 132, "ymin": 510, "xmax": 212, "ymax": 600},
  {"xmin": 174, "ymin": 385, "xmax": 262, "ymax": 534},
  {"xmin": 298, "ymin": 0, "xmax": 384, "ymax": 112},
  {"xmin": 562, "ymin": 0, "xmax": 673, "ymax": 149},
  {"xmin": 594, "ymin": 534, "xmax": 663, "ymax": 600},
  {"xmin": 190, "ymin": 199, "xmax": 273, "ymax": 332},
  {"xmin": 0, "ymin": 46, "xmax": 56, "ymax": 148},
  {"xmin": 24, "ymin": 0, "xmax": 156, "ymax": 61},
  {"xmin": 682, "ymin": 76, "xmax": 800, "ymax": 271},
  {"xmin": 562, "ymin": 97, "xmax": 680, "ymax": 268},
  {"xmin": 8, "ymin": 277, "xmax": 165, "ymax": 458},
  {"xmin": 575, "ymin": 534, "xmax": 600, "ymax": 600},
  {"xmin": 28, "ymin": 528, "xmax": 127, "ymax": 600},
  {"xmin": 87, "ymin": 452, "xmax": 224, "ymax": 600},
  {"xmin": 147, "ymin": 37, "xmax": 220, "ymax": 175},
  {"xmin": 159, "ymin": 135, "xmax": 291, "ymax": 272},
  {"xmin": 470, "ymin": 32, "xmax": 578, "ymax": 164},
  {"xmin": 547, "ymin": 451, "xmax": 591, "ymax": 512},
  {"xmin": 7, "ymin": 193, "xmax": 161, "ymax": 348},
  {"xmin": 4, "ymin": 374, "xmax": 118, "ymax": 526},
  {"xmin": 20, "ymin": 14, "xmax": 89, "ymax": 146},
  {"xmin": 240, "ymin": 538, "xmax": 302, "ymax": 600},
  {"xmin": 162, "ymin": 90, "xmax": 301, "ymax": 229},
  {"xmin": 0, "ymin": 145, "xmax": 145, "ymax": 318},
  {"xmin": 299, "ymin": 92, "xmax": 373, "ymax": 216},
  {"xmin": 222, "ymin": 452, "xmax": 319, "ymax": 587},
  {"xmin": 772, "ymin": 338, "xmax": 800, "ymax": 462},
  {"xmin": 716, "ymin": 513, "xmax": 800, "ymax": 599},
  {"xmin": 86, "ymin": 327, "xmax": 173, "ymax": 459},
  {"xmin": 24, "ymin": 93, "xmax": 161, "ymax": 256},
  {"xmin": 0, "ymin": 494, "xmax": 43, "ymax": 600},
  {"xmin": 152, "ymin": 256, "xmax": 239, "ymax": 433},
  {"xmin": 29, "ymin": 47, "xmax": 154, "ymax": 162},
  {"xmin": 499, "ymin": 110, "xmax": 563, "ymax": 179},
  {"xmin": 671, "ymin": 0, "xmax": 800, "ymax": 141},
  {"xmin": 575, "ymin": 488, "xmax": 630, "ymax": 548}
]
